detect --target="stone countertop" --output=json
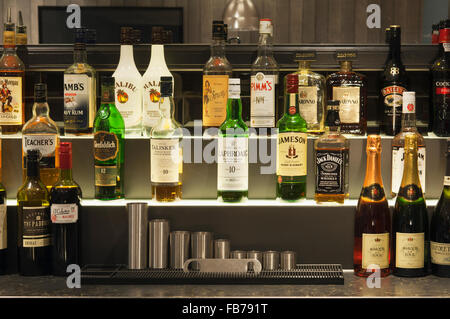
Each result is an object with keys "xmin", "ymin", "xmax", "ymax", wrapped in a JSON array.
[{"xmin": 0, "ymin": 271, "xmax": 448, "ymax": 298}]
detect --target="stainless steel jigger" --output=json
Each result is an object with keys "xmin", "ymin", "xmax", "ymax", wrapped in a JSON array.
[
  {"xmin": 127, "ymin": 202, "xmax": 148, "ymax": 269},
  {"xmin": 191, "ymin": 231, "xmax": 213, "ymax": 270},
  {"xmin": 280, "ymin": 251, "xmax": 297, "ymax": 270},
  {"xmin": 170, "ymin": 231, "xmax": 190, "ymax": 269},
  {"xmin": 230, "ymin": 250, "xmax": 247, "ymax": 259},
  {"xmin": 214, "ymin": 239, "xmax": 230, "ymax": 259},
  {"xmin": 149, "ymin": 219, "xmax": 170, "ymax": 269},
  {"xmin": 263, "ymin": 251, "xmax": 280, "ymax": 270}
]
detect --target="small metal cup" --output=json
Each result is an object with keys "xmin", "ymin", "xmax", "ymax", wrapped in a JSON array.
[
  {"xmin": 263, "ymin": 251, "xmax": 280, "ymax": 270},
  {"xmin": 230, "ymin": 250, "xmax": 246, "ymax": 259},
  {"xmin": 214, "ymin": 239, "xmax": 230, "ymax": 259},
  {"xmin": 170, "ymin": 231, "xmax": 190, "ymax": 269},
  {"xmin": 191, "ymin": 231, "xmax": 213, "ymax": 270},
  {"xmin": 149, "ymin": 219, "xmax": 170, "ymax": 269},
  {"xmin": 280, "ymin": 251, "xmax": 297, "ymax": 270},
  {"xmin": 127, "ymin": 202, "xmax": 148, "ymax": 269}
]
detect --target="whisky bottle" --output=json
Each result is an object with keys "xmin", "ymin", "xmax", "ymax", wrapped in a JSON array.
[
  {"xmin": 22, "ymin": 83, "xmax": 60, "ymax": 190},
  {"xmin": 391, "ymin": 92, "xmax": 426, "ymax": 197},
  {"xmin": 113, "ymin": 27, "xmax": 142, "ymax": 136},
  {"xmin": 0, "ymin": 8, "xmax": 25, "ymax": 134},
  {"xmin": 15, "ymin": 11, "xmax": 27, "ymax": 45},
  {"xmin": 17, "ymin": 150, "xmax": 51, "ymax": 276},
  {"xmin": 293, "ymin": 52, "xmax": 326, "ymax": 134},
  {"xmin": 0, "ymin": 137, "xmax": 6, "ymax": 275},
  {"xmin": 217, "ymin": 78, "xmax": 249, "ymax": 202},
  {"xmin": 150, "ymin": 76, "xmax": 183, "ymax": 202},
  {"xmin": 430, "ymin": 138, "xmax": 450, "ymax": 277},
  {"xmin": 64, "ymin": 28, "xmax": 97, "ymax": 135},
  {"xmin": 326, "ymin": 52, "xmax": 367, "ymax": 135},
  {"xmin": 354, "ymin": 135, "xmax": 391, "ymax": 277},
  {"xmin": 250, "ymin": 19, "xmax": 278, "ymax": 128},
  {"xmin": 203, "ymin": 21, "xmax": 232, "ymax": 127},
  {"xmin": 142, "ymin": 45, "xmax": 173, "ymax": 136},
  {"xmin": 276, "ymin": 74, "xmax": 308, "ymax": 200},
  {"xmin": 314, "ymin": 100, "xmax": 349, "ymax": 203},
  {"xmin": 393, "ymin": 134, "xmax": 429, "ymax": 277},
  {"xmin": 94, "ymin": 77, "xmax": 125, "ymax": 200}
]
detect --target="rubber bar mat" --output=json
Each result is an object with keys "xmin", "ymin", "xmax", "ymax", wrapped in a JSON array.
[{"xmin": 81, "ymin": 264, "xmax": 344, "ymax": 285}]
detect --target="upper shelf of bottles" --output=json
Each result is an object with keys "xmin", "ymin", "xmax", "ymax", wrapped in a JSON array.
[{"xmin": 7, "ymin": 44, "xmax": 438, "ymax": 72}]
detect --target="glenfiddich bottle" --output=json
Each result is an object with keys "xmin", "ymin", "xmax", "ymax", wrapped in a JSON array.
[
  {"xmin": 218, "ymin": 78, "xmax": 249, "ymax": 202},
  {"xmin": 393, "ymin": 134, "xmax": 429, "ymax": 277},
  {"xmin": 150, "ymin": 76, "xmax": 183, "ymax": 202},
  {"xmin": 354, "ymin": 135, "xmax": 391, "ymax": 277},
  {"xmin": 93, "ymin": 77, "xmax": 125, "ymax": 200},
  {"xmin": 381, "ymin": 25, "xmax": 408, "ymax": 136},
  {"xmin": 276, "ymin": 74, "xmax": 308, "ymax": 200}
]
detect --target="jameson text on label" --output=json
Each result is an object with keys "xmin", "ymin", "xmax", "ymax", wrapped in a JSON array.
[{"xmin": 277, "ymin": 132, "xmax": 307, "ymax": 177}]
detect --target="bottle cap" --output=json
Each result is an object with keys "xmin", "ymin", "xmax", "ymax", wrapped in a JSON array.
[
  {"xmin": 325, "ymin": 103, "xmax": 340, "ymax": 127},
  {"xmin": 228, "ymin": 78, "xmax": 240, "ymax": 99},
  {"xmin": 259, "ymin": 19, "xmax": 273, "ymax": 36},
  {"xmin": 120, "ymin": 27, "xmax": 134, "ymax": 44},
  {"xmin": 101, "ymin": 76, "xmax": 115, "ymax": 103},
  {"xmin": 212, "ymin": 21, "xmax": 227, "ymax": 41},
  {"xmin": 74, "ymin": 27, "xmax": 87, "ymax": 44},
  {"xmin": 26, "ymin": 149, "xmax": 41, "ymax": 176},
  {"xmin": 34, "ymin": 83, "xmax": 47, "ymax": 103},
  {"xmin": 60, "ymin": 142, "xmax": 73, "ymax": 170},
  {"xmin": 402, "ymin": 91, "xmax": 415, "ymax": 114},
  {"xmin": 366, "ymin": 135, "xmax": 381, "ymax": 153},
  {"xmin": 27, "ymin": 149, "xmax": 41, "ymax": 162},
  {"xmin": 404, "ymin": 134, "xmax": 418, "ymax": 153},
  {"xmin": 327, "ymin": 100, "xmax": 340, "ymax": 109},
  {"xmin": 286, "ymin": 74, "xmax": 298, "ymax": 94},
  {"xmin": 160, "ymin": 76, "xmax": 173, "ymax": 96}
]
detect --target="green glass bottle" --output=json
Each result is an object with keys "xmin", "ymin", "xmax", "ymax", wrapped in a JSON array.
[
  {"xmin": 93, "ymin": 77, "xmax": 125, "ymax": 200},
  {"xmin": 217, "ymin": 78, "xmax": 249, "ymax": 202},
  {"xmin": 276, "ymin": 73, "xmax": 308, "ymax": 200}
]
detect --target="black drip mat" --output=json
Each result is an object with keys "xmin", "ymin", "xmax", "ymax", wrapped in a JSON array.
[{"xmin": 81, "ymin": 264, "xmax": 344, "ymax": 285}]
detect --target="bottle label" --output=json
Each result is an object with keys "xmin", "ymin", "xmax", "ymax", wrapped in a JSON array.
[
  {"xmin": 0, "ymin": 204, "xmax": 6, "ymax": 250},
  {"xmin": 151, "ymin": 139, "xmax": 181, "ymax": 183},
  {"xmin": 22, "ymin": 135, "xmax": 57, "ymax": 168},
  {"xmin": 64, "ymin": 74, "xmax": 93, "ymax": 130},
  {"xmin": 94, "ymin": 131, "xmax": 119, "ymax": 162},
  {"xmin": 51, "ymin": 204, "xmax": 78, "ymax": 224},
  {"xmin": 3, "ymin": 31, "xmax": 15, "ymax": 46},
  {"xmin": 435, "ymin": 81, "xmax": 450, "ymax": 95},
  {"xmin": 218, "ymin": 137, "xmax": 248, "ymax": 191},
  {"xmin": 439, "ymin": 28, "xmax": 450, "ymax": 44},
  {"xmin": 382, "ymin": 85, "xmax": 406, "ymax": 115},
  {"xmin": 298, "ymin": 86, "xmax": 318, "ymax": 125},
  {"xmin": 277, "ymin": 132, "xmax": 307, "ymax": 176},
  {"xmin": 361, "ymin": 183, "xmax": 385, "ymax": 201},
  {"xmin": 114, "ymin": 79, "xmax": 142, "ymax": 128},
  {"xmin": 362, "ymin": 233, "xmax": 390, "ymax": 269},
  {"xmin": 21, "ymin": 206, "xmax": 51, "ymax": 248},
  {"xmin": 395, "ymin": 232, "xmax": 425, "ymax": 269},
  {"xmin": 444, "ymin": 176, "xmax": 450, "ymax": 186},
  {"xmin": 0, "ymin": 77, "xmax": 23, "ymax": 125},
  {"xmin": 332, "ymin": 86, "xmax": 360, "ymax": 124},
  {"xmin": 142, "ymin": 77, "xmax": 168, "ymax": 128},
  {"xmin": 95, "ymin": 165, "xmax": 118, "ymax": 187},
  {"xmin": 202, "ymin": 75, "xmax": 229, "ymax": 126},
  {"xmin": 250, "ymin": 73, "xmax": 276, "ymax": 127},
  {"xmin": 391, "ymin": 146, "xmax": 426, "ymax": 194},
  {"xmin": 398, "ymin": 184, "xmax": 422, "ymax": 201},
  {"xmin": 430, "ymin": 241, "xmax": 450, "ymax": 266},
  {"xmin": 315, "ymin": 150, "xmax": 347, "ymax": 194}
]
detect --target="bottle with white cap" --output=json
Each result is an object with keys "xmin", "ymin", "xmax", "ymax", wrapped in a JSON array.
[{"xmin": 391, "ymin": 91, "xmax": 426, "ymax": 197}]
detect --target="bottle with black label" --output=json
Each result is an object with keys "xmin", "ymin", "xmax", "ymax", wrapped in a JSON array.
[
  {"xmin": 93, "ymin": 77, "xmax": 125, "ymax": 200},
  {"xmin": 314, "ymin": 100, "xmax": 349, "ymax": 203},
  {"xmin": 393, "ymin": 134, "xmax": 429, "ymax": 277},
  {"xmin": 16, "ymin": 150, "xmax": 51, "ymax": 276}
]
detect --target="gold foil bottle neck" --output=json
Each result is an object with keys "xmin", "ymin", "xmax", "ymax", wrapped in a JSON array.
[
  {"xmin": 404, "ymin": 134, "xmax": 418, "ymax": 153},
  {"xmin": 366, "ymin": 135, "xmax": 381, "ymax": 153}
]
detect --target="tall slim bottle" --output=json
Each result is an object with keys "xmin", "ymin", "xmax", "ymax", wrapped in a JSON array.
[
  {"xmin": 17, "ymin": 150, "xmax": 51, "ymax": 276},
  {"xmin": 392, "ymin": 134, "xmax": 429, "ymax": 277},
  {"xmin": 354, "ymin": 135, "xmax": 391, "ymax": 277},
  {"xmin": 150, "ymin": 76, "xmax": 183, "ymax": 202},
  {"xmin": 0, "ymin": 137, "xmax": 6, "ymax": 275},
  {"xmin": 217, "ymin": 78, "xmax": 249, "ymax": 202}
]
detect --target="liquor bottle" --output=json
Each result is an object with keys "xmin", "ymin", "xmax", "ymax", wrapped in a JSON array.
[
  {"xmin": 17, "ymin": 150, "xmax": 51, "ymax": 276},
  {"xmin": 430, "ymin": 139, "xmax": 450, "ymax": 277},
  {"xmin": 326, "ymin": 52, "xmax": 367, "ymax": 135},
  {"xmin": 150, "ymin": 76, "xmax": 183, "ymax": 202},
  {"xmin": 276, "ymin": 74, "xmax": 308, "ymax": 200},
  {"xmin": 113, "ymin": 27, "xmax": 142, "ymax": 136},
  {"xmin": 0, "ymin": 137, "xmax": 6, "ymax": 275},
  {"xmin": 217, "ymin": 78, "xmax": 249, "ymax": 202},
  {"xmin": 50, "ymin": 142, "xmax": 81, "ymax": 276},
  {"xmin": 142, "ymin": 44, "xmax": 173, "ymax": 136},
  {"xmin": 314, "ymin": 100, "xmax": 349, "ymax": 203},
  {"xmin": 391, "ymin": 92, "xmax": 426, "ymax": 197},
  {"xmin": 203, "ymin": 21, "xmax": 232, "ymax": 127},
  {"xmin": 22, "ymin": 83, "xmax": 60, "ymax": 190},
  {"xmin": 381, "ymin": 25, "xmax": 408, "ymax": 136},
  {"xmin": 432, "ymin": 19, "xmax": 450, "ymax": 136},
  {"xmin": 64, "ymin": 28, "xmax": 97, "ymax": 135},
  {"xmin": 15, "ymin": 11, "xmax": 27, "ymax": 45},
  {"xmin": 0, "ymin": 8, "xmax": 25, "ymax": 134},
  {"xmin": 354, "ymin": 135, "xmax": 391, "ymax": 277},
  {"xmin": 392, "ymin": 134, "xmax": 429, "ymax": 277},
  {"xmin": 250, "ymin": 19, "xmax": 278, "ymax": 128},
  {"xmin": 94, "ymin": 77, "xmax": 125, "ymax": 200},
  {"xmin": 432, "ymin": 23, "xmax": 439, "ymax": 45}
]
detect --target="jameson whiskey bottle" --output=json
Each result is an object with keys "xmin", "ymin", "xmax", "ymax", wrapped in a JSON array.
[
  {"xmin": 0, "ymin": 138, "xmax": 6, "ymax": 275},
  {"xmin": 393, "ymin": 134, "xmax": 429, "ymax": 277},
  {"xmin": 430, "ymin": 139, "xmax": 450, "ymax": 277},
  {"xmin": 354, "ymin": 135, "xmax": 391, "ymax": 277},
  {"xmin": 276, "ymin": 74, "xmax": 308, "ymax": 200},
  {"xmin": 17, "ymin": 150, "xmax": 51, "ymax": 276},
  {"xmin": 314, "ymin": 101, "xmax": 349, "ymax": 203},
  {"xmin": 150, "ymin": 76, "xmax": 183, "ymax": 202},
  {"xmin": 94, "ymin": 77, "xmax": 125, "ymax": 200},
  {"xmin": 293, "ymin": 52, "xmax": 326, "ymax": 134},
  {"xmin": 0, "ymin": 8, "xmax": 25, "ymax": 134},
  {"xmin": 217, "ymin": 78, "xmax": 249, "ymax": 202},
  {"xmin": 22, "ymin": 84, "xmax": 60, "ymax": 190},
  {"xmin": 203, "ymin": 21, "xmax": 232, "ymax": 127}
]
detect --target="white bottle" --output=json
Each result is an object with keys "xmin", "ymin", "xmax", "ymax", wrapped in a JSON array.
[
  {"xmin": 142, "ymin": 45, "xmax": 173, "ymax": 136},
  {"xmin": 113, "ymin": 37, "xmax": 142, "ymax": 136}
]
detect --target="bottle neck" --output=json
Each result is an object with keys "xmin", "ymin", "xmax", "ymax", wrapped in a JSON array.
[
  {"xmin": 257, "ymin": 33, "xmax": 273, "ymax": 57},
  {"xmin": 26, "ymin": 161, "xmax": 40, "ymax": 179},
  {"xmin": 298, "ymin": 61, "xmax": 311, "ymax": 70},
  {"xmin": 159, "ymin": 95, "xmax": 175, "ymax": 119},
  {"xmin": 59, "ymin": 168, "xmax": 73, "ymax": 181},
  {"xmin": 325, "ymin": 124, "xmax": 340, "ymax": 134},
  {"xmin": 32, "ymin": 101, "xmax": 50, "ymax": 117},
  {"xmin": 149, "ymin": 45, "xmax": 168, "ymax": 68},
  {"xmin": 401, "ymin": 147, "xmax": 421, "ymax": 188},
  {"xmin": 388, "ymin": 37, "xmax": 401, "ymax": 62},
  {"xmin": 226, "ymin": 97, "xmax": 242, "ymax": 120},
  {"xmin": 73, "ymin": 46, "xmax": 87, "ymax": 63},
  {"xmin": 401, "ymin": 111, "xmax": 417, "ymax": 130},
  {"xmin": 284, "ymin": 92, "xmax": 300, "ymax": 116},
  {"xmin": 363, "ymin": 150, "xmax": 383, "ymax": 187},
  {"xmin": 211, "ymin": 39, "xmax": 226, "ymax": 57},
  {"xmin": 340, "ymin": 61, "xmax": 353, "ymax": 72},
  {"xmin": 118, "ymin": 45, "xmax": 136, "ymax": 67}
]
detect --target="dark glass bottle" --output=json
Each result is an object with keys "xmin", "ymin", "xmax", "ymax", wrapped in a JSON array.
[{"xmin": 50, "ymin": 142, "xmax": 81, "ymax": 276}]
